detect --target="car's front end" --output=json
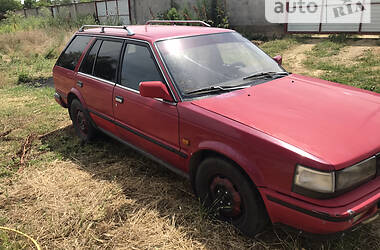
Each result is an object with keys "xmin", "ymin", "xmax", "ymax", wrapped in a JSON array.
[
  {"xmin": 187, "ymin": 73, "xmax": 380, "ymax": 235},
  {"xmin": 154, "ymin": 29, "xmax": 380, "ymax": 236},
  {"xmin": 261, "ymin": 153, "xmax": 380, "ymax": 236}
]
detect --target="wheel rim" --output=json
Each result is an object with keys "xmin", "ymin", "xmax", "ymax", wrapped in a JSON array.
[
  {"xmin": 76, "ymin": 110, "xmax": 88, "ymax": 136},
  {"xmin": 210, "ymin": 176, "xmax": 242, "ymax": 218}
]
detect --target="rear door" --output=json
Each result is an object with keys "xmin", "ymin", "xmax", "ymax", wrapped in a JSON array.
[
  {"xmin": 77, "ymin": 38, "xmax": 123, "ymax": 134},
  {"xmin": 113, "ymin": 41, "xmax": 185, "ymax": 169}
]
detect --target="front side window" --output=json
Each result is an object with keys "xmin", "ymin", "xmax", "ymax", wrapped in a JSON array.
[
  {"xmin": 156, "ymin": 32, "xmax": 286, "ymax": 96},
  {"xmin": 120, "ymin": 44, "xmax": 163, "ymax": 91},
  {"xmin": 93, "ymin": 40, "xmax": 123, "ymax": 82},
  {"xmin": 56, "ymin": 36, "xmax": 92, "ymax": 71}
]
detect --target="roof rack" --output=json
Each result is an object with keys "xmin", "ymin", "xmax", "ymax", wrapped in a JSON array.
[
  {"xmin": 146, "ymin": 20, "xmax": 211, "ymax": 27},
  {"xmin": 78, "ymin": 25, "xmax": 134, "ymax": 36}
]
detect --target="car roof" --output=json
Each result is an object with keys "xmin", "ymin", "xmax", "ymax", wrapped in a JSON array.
[{"xmin": 77, "ymin": 25, "xmax": 233, "ymax": 43}]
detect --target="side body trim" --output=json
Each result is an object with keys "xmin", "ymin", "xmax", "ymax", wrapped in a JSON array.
[
  {"xmin": 88, "ymin": 108, "xmax": 188, "ymax": 159},
  {"xmin": 98, "ymin": 127, "xmax": 189, "ymax": 179}
]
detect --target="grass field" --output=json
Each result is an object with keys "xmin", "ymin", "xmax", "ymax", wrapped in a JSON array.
[{"xmin": 1, "ymin": 22, "xmax": 380, "ymax": 249}]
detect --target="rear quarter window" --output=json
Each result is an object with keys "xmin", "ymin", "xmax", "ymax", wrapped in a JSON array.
[{"xmin": 56, "ymin": 35, "xmax": 92, "ymax": 71}]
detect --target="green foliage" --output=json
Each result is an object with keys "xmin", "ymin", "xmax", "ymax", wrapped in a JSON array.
[
  {"xmin": 376, "ymin": 38, "xmax": 380, "ymax": 46},
  {"xmin": 328, "ymin": 33, "xmax": 352, "ymax": 43},
  {"xmin": 23, "ymin": 0, "xmax": 37, "ymax": 9},
  {"xmin": 18, "ymin": 71, "xmax": 33, "ymax": 84},
  {"xmin": 0, "ymin": 12, "xmax": 97, "ymax": 33},
  {"xmin": 158, "ymin": 0, "xmax": 229, "ymax": 28},
  {"xmin": 308, "ymin": 40, "xmax": 346, "ymax": 57},
  {"xmin": 166, "ymin": 8, "xmax": 181, "ymax": 20},
  {"xmin": 237, "ymin": 30, "xmax": 269, "ymax": 42},
  {"xmin": 0, "ymin": 0, "xmax": 22, "ymax": 18},
  {"xmin": 260, "ymin": 38, "xmax": 299, "ymax": 57},
  {"xmin": 36, "ymin": 0, "xmax": 52, "ymax": 7}
]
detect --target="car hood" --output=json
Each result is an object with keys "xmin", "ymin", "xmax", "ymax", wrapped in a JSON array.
[{"xmin": 191, "ymin": 74, "xmax": 380, "ymax": 169}]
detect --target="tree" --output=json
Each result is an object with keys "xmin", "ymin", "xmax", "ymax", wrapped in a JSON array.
[
  {"xmin": 0, "ymin": 0, "xmax": 22, "ymax": 18},
  {"xmin": 36, "ymin": 0, "xmax": 52, "ymax": 7},
  {"xmin": 23, "ymin": 0, "xmax": 37, "ymax": 9}
]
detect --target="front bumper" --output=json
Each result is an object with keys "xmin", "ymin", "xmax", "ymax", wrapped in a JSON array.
[{"xmin": 260, "ymin": 187, "xmax": 380, "ymax": 235}]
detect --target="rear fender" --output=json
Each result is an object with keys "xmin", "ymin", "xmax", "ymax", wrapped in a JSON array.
[{"xmin": 68, "ymin": 87, "xmax": 87, "ymax": 109}]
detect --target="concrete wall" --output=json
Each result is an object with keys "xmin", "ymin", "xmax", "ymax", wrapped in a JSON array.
[
  {"xmin": 25, "ymin": 8, "xmax": 39, "ymax": 17},
  {"xmin": 15, "ymin": 0, "xmax": 284, "ymax": 35},
  {"xmin": 226, "ymin": 0, "xmax": 284, "ymax": 34},
  {"xmin": 129, "ymin": 0, "xmax": 172, "ymax": 24},
  {"xmin": 76, "ymin": 2, "xmax": 96, "ymax": 17},
  {"xmin": 54, "ymin": 5, "xmax": 76, "ymax": 18},
  {"xmin": 129, "ymin": 0, "xmax": 284, "ymax": 35},
  {"xmin": 15, "ymin": 1, "xmax": 130, "ymax": 25}
]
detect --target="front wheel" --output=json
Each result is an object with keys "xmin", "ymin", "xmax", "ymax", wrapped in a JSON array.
[
  {"xmin": 70, "ymin": 99, "xmax": 97, "ymax": 142},
  {"xmin": 195, "ymin": 157, "xmax": 269, "ymax": 236}
]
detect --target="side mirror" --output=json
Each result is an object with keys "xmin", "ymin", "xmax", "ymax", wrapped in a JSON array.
[
  {"xmin": 273, "ymin": 55, "xmax": 282, "ymax": 65},
  {"xmin": 139, "ymin": 81, "xmax": 174, "ymax": 102}
]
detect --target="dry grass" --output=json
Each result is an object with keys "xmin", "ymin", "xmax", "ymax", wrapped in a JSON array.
[
  {"xmin": 1, "ymin": 30, "xmax": 380, "ymax": 249},
  {"xmin": 0, "ymin": 29, "xmax": 73, "ymax": 89},
  {"xmin": 0, "ymin": 126, "xmax": 274, "ymax": 249}
]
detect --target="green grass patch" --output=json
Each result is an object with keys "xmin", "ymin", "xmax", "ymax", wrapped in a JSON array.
[
  {"xmin": 307, "ymin": 40, "xmax": 346, "ymax": 57},
  {"xmin": 303, "ymin": 43, "xmax": 380, "ymax": 93},
  {"xmin": 260, "ymin": 37, "xmax": 300, "ymax": 57}
]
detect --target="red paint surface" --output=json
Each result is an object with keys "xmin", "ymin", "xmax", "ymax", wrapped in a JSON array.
[
  {"xmin": 191, "ymin": 74, "xmax": 380, "ymax": 170},
  {"xmin": 139, "ymin": 81, "xmax": 173, "ymax": 102}
]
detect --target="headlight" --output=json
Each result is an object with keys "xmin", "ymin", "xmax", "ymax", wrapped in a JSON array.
[
  {"xmin": 293, "ymin": 156, "xmax": 377, "ymax": 198},
  {"xmin": 294, "ymin": 165, "xmax": 335, "ymax": 193},
  {"xmin": 336, "ymin": 156, "xmax": 376, "ymax": 191}
]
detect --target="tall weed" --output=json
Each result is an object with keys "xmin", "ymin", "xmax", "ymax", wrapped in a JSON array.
[{"xmin": 0, "ymin": 11, "xmax": 96, "ymax": 34}]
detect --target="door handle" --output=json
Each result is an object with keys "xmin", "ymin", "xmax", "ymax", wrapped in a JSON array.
[
  {"xmin": 77, "ymin": 81, "xmax": 83, "ymax": 88},
  {"xmin": 115, "ymin": 96, "xmax": 124, "ymax": 103}
]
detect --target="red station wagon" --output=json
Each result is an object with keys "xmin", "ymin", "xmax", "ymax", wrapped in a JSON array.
[{"xmin": 53, "ymin": 21, "xmax": 380, "ymax": 237}]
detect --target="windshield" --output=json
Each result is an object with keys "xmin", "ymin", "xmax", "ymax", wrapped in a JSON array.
[{"xmin": 156, "ymin": 32, "xmax": 285, "ymax": 97}]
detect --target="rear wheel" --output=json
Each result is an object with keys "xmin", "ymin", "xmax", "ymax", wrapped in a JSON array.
[
  {"xmin": 195, "ymin": 157, "xmax": 268, "ymax": 236},
  {"xmin": 70, "ymin": 99, "xmax": 96, "ymax": 142}
]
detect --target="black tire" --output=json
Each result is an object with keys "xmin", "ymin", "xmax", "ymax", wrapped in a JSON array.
[
  {"xmin": 70, "ymin": 99, "xmax": 97, "ymax": 142},
  {"xmin": 195, "ymin": 157, "xmax": 268, "ymax": 236}
]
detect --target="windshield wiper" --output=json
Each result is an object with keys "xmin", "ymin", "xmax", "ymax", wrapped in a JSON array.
[
  {"xmin": 185, "ymin": 85, "xmax": 250, "ymax": 95},
  {"xmin": 243, "ymin": 71, "xmax": 289, "ymax": 81}
]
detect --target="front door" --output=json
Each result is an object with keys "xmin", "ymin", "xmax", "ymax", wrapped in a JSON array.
[{"xmin": 113, "ymin": 42, "xmax": 184, "ymax": 169}]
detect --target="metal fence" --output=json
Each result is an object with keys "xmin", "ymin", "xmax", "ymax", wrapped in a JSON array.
[
  {"xmin": 15, "ymin": 0, "xmax": 131, "ymax": 25},
  {"xmin": 286, "ymin": 0, "xmax": 380, "ymax": 34}
]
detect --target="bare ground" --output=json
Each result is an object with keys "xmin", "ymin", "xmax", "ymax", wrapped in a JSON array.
[
  {"xmin": 282, "ymin": 42, "xmax": 315, "ymax": 75},
  {"xmin": 332, "ymin": 39, "xmax": 380, "ymax": 66}
]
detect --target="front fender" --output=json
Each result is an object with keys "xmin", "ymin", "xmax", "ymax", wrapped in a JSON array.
[{"xmin": 196, "ymin": 140, "xmax": 265, "ymax": 187}]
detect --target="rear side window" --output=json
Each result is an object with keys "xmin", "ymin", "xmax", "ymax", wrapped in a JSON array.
[
  {"xmin": 79, "ymin": 40, "xmax": 102, "ymax": 75},
  {"xmin": 120, "ymin": 44, "xmax": 163, "ymax": 91},
  {"xmin": 56, "ymin": 36, "xmax": 92, "ymax": 71},
  {"xmin": 93, "ymin": 40, "xmax": 123, "ymax": 82}
]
